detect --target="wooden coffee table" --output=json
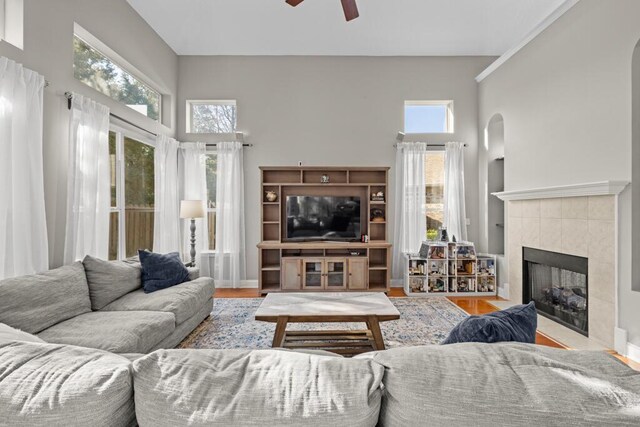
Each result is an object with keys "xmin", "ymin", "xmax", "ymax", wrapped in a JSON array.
[{"xmin": 254, "ymin": 292, "xmax": 400, "ymax": 356}]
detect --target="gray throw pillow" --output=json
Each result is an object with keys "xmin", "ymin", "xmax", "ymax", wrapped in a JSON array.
[
  {"xmin": 0, "ymin": 323, "xmax": 46, "ymax": 345},
  {"xmin": 83, "ymin": 255, "xmax": 142, "ymax": 310},
  {"xmin": 0, "ymin": 262, "xmax": 91, "ymax": 334}
]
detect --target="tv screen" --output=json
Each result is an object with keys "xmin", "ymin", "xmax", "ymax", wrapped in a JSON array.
[{"xmin": 286, "ymin": 196, "xmax": 361, "ymax": 241}]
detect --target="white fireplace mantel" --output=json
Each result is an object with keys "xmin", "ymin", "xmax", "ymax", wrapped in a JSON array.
[{"xmin": 492, "ymin": 181, "xmax": 630, "ymax": 201}]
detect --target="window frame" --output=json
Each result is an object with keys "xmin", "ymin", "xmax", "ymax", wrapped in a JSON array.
[
  {"xmin": 186, "ymin": 99, "xmax": 237, "ymax": 134},
  {"xmin": 73, "ymin": 23, "xmax": 163, "ymax": 123},
  {"xmin": 109, "ymin": 123, "xmax": 156, "ymax": 260},
  {"xmin": 404, "ymin": 100, "xmax": 455, "ymax": 134}
]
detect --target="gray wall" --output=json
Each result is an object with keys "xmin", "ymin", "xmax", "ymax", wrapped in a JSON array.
[
  {"xmin": 478, "ymin": 0, "xmax": 640, "ymax": 347},
  {"xmin": 0, "ymin": 0, "xmax": 179, "ymax": 268},
  {"xmin": 177, "ymin": 56, "xmax": 495, "ymax": 281}
]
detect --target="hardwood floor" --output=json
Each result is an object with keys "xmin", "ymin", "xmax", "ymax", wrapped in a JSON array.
[{"xmin": 214, "ymin": 287, "xmax": 639, "ymax": 369}]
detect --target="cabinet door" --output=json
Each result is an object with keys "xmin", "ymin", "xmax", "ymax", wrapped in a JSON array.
[
  {"xmin": 302, "ymin": 259, "xmax": 324, "ymax": 290},
  {"xmin": 348, "ymin": 258, "xmax": 369, "ymax": 290},
  {"xmin": 281, "ymin": 259, "xmax": 302, "ymax": 290},
  {"xmin": 325, "ymin": 258, "xmax": 347, "ymax": 290}
]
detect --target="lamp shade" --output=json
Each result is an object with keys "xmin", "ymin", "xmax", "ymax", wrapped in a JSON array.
[{"xmin": 180, "ymin": 200, "xmax": 206, "ymax": 219}]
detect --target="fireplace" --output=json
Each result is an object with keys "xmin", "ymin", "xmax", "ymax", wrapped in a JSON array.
[{"xmin": 522, "ymin": 247, "xmax": 588, "ymax": 336}]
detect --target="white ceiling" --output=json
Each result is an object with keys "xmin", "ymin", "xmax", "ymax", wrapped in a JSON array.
[{"xmin": 127, "ymin": 0, "xmax": 567, "ymax": 56}]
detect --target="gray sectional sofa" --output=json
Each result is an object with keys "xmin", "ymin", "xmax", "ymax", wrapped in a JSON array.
[
  {"xmin": 1, "ymin": 262, "xmax": 639, "ymax": 426},
  {"xmin": 0, "ymin": 257, "xmax": 215, "ymax": 354}
]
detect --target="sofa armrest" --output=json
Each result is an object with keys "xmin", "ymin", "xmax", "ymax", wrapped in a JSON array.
[{"xmin": 187, "ymin": 267, "xmax": 200, "ymax": 281}]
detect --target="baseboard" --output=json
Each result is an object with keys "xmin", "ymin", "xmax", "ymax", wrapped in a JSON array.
[
  {"xmin": 214, "ymin": 280, "xmax": 258, "ymax": 289},
  {"xmin": 627, "ymin": 341, "xmax": 640, "ymax": 364}
]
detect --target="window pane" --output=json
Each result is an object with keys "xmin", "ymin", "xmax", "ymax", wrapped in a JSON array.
[
  {"xmin": 208, "ymin": 212, "xmax": 216, "ymax": 251},
  {"xmin": 205, "ymin": 154, "xmax": 217, "ymax": 208},
  {"xmin": 405, "ymin": 104, "xmax": 449, "ymax": 133},
  {"xmin": 124, "ymin": 137, "xmax": 154, "ymax": 256},
  {"xmin": 109, "ymin": 131, "xmax": 117, "ymax": 207},
  {"xmin": 109, "ymin": 212, "xmax": 119, "ymax": 260},
  {"xmin": 73, "ymin": 35, "xmax": 160, "ymax": 121},
  {"xmin": 190, "ymin": 102, "xmax": 237, "ymax": 133},
  {"xmin": 425, "ymin": 151, "xmax": 445, "ymax": 239}
]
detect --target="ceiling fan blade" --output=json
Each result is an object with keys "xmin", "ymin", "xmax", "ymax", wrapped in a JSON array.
[
  {"xmin": 341, "ymin": 0, "xmax": 359, "ymax": 21},
  {"xmin": 286, "ymin": 0, "xmax": 304, "ymax": 6}
]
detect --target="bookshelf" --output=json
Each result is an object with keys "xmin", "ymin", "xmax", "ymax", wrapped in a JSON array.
[{"xmin": 403, "ymin": 242, "xmax": 497, "ymax": 296}]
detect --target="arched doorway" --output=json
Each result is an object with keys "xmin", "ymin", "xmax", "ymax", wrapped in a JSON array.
[{"xmin": 486, "ymin": 114, "xmax": 505, "ymax": 255}]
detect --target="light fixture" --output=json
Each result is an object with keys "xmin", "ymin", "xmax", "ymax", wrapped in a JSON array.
[{"xmin": 180, "ymin": 200, "xmax": 206, "ymax": 267}]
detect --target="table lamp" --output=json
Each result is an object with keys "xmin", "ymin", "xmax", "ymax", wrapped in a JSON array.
[{"xmin": 180, "ymin": 200, "xmax": 206, "ymax": 267}]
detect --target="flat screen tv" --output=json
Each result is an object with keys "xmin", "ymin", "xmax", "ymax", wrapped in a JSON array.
[{"xmin": 285, "ymin": 195, "xmax": 361, "ymax": 242}]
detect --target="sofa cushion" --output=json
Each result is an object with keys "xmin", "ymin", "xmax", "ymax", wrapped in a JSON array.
[
  {"xmin": 365, "ymin": 343, "xmax": 640, "ymax": 426},
  {"xmin": 133, "ymin": 349, "xmax": 383, "ymax": 426},
  {"xmin": 83, "ymin": 255, "xmax": 142, "ymax": 310},
  {"xmin": 0, "ymin": 323, "xmax": 46, "ymax": 344},
  {"xmin": 442, "ymin": 301, "xmax": 537, "ymax": 344},
  {"xmin": 0, "ymin": 262, "xmax": 91, "ymax": 334},
  {"xmin": 0, "ymin": 341, "xmax": 135, "ymax": 426},
  {"xmin": 101, "ymin": 277, "xmax": 215, "ymax": 325},
  {"xmin": 37, "ymin": 311, "xmax": 175, "ymax": 354},
  {"xmin": 139, "ymin": 250, "xmax": 190, "ymax": 293}
]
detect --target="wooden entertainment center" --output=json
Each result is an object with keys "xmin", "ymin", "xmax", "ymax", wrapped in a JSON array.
[{"xmin": 257, "ymin": 166, "xmax": 391, "ymax": 294}]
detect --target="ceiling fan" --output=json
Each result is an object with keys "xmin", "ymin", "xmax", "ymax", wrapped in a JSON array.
[{"xmin": 286, "ymin": 0, "xmax": 360, "ymax": 22}]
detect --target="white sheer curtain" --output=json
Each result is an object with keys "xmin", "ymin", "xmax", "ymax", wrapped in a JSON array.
[
  {"xmin": 215, "ymin": 141, "xmax": 246, "ymax": 287},
  {"xmin": 0, "ymin": 57, "xmax": 48, "ymax": 279},
  {"xmin": 63, "ymin": 93, "xmax": 110, "ymax": 264},
  {"xmin": 180, "ymin": 142, "xmax": 208, "ymax": 261},
  {"xmin": 153, "ymin": 134, "xmax": 181, "ymax": 253},
  {"xmin": 444, "ymin": 141, "xmax": 468, "ymax": 242},
  {"xmin": 392, "ymin": 142, "xmax": 427, "ymax": 279}
]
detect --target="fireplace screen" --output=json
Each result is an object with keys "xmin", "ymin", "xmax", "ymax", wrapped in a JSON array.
[{"xmin": 523, "ymin": 248, "xmax": 588, "ymax": 336}]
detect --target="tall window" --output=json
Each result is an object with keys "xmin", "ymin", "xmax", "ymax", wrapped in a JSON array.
[
  {"xmin": 186, "ymin": 100, "xmax": 237, "ymax": 134},
  {"xmin": 73, "ymin": 33, "xmax": 161, "ymax": 121},
  {"xmin": 405, "ymin": 101, "xmax": 454, "ymax": 134},
  {"xmin": 425, "ymin": 151, "xmax": 445, "ymax": 240},
  {"xmin": 205, "ymin": 153, "xmax": 217, "ymax": 250},
  {"xmin": 109, "ymin": 129, "xmax": 155, "ymax": 260}
]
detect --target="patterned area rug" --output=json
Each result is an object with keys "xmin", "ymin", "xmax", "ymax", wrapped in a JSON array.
[{"xmin": 178, "ymin": 297, "xmax": 467, "ymax": 350}]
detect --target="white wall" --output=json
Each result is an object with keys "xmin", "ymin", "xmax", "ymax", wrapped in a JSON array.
[
  {"xmin": 478, "ymin": 0, "xmax": 640, "ymax": 347},
  {"xmin": 0, "ymin": 0, "xmax": 179, "ymax": 267},
  {"xmin": 177, "ymin": 55, "xmax": 495, "ymax": 281}
]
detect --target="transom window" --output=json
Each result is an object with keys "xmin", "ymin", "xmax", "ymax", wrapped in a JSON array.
[
  {"xmin": 187, "ymin": 100, "xmax": 237, "ymax": 134},
  {"xmin": 404, "ymin": 100, "xmax": 454, "ymax": 134},
  {"xmin": 109, "ymin": 129, "xmax": 155, "ymax": 260},
  {"xmin": 73, "ymin": 30, "xmax": 161, "ymax": 121}
]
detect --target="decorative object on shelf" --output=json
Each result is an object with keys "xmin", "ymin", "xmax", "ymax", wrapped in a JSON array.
[
  {"xmin": 418, "ymin": 242, "xmax": 430, "ymax": 259},
  {"xmin": 349, "ymin": 251, "xmax": 361, "ymax": 256},
  {"xmin": 320, "ymin": 174, "xmax": 330, "ymax": 184},
  {"xmin": 371, "ymin": 191, "xmax": 385, "ymax": 202},
  {"xmin": 361, "ymin": 234, "xmax": 369, "ymax": 243},
  {"xmin": 180, "ymin": 200, "xmax": 205, "ymax": 267},
  {"xmin": 439, "ymin": 227, "xmax": 448, "ymax": 242},
  {"xmin": 370, "ymin": 208, "xmax": 385, "ymax": 222},
  {"xmin": 265, "ymin": 190, "xmax": 278, "ymax": 202}
]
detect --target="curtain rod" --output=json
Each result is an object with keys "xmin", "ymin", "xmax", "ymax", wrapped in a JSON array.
[
  {"xmin": 393, "ymin": 143, "xmax": 468, "ymax": 147},
  {"xmin": 205, "ymin": 143, "xmax": 253, "ymax": 147}
]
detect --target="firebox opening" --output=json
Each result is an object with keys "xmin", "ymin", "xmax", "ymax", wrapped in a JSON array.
[{"xmin": 522, "ymin": 247, "xmax": 589, "ymax": 336}]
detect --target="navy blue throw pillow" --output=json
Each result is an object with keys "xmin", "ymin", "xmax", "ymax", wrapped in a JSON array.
[
  {"xmin": 442, "ymin": 301, "xmax": 537, "ymax": 345},
  {"xmin": 138, "ymin": 250, "xmax": 190, "ymax": 293}
]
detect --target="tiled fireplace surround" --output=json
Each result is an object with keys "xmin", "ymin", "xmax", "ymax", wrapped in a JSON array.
[{"xmin": 506, "ymin": 195, "xmax": 616, "ymax": 348}]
